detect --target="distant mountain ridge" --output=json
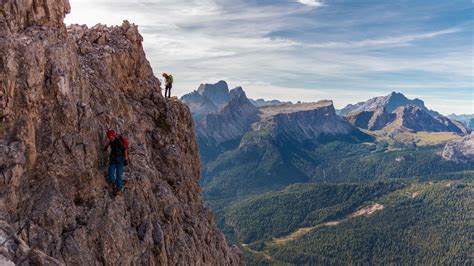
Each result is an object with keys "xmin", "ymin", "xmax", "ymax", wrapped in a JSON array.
[
  {"xmin": 339, "ymin": 92, "xmax": 438, "ymax": 116},
  {"xmin": 250, "ymin": 98, "xmax": 291, "ymax": 107},
  {"xmin": 448, "ymin": 114, "xmax": 474, "ymax": 129},
  {"xmin": 342, "ymin": 92, "xmax": 470, "ymax": 135},
  {"xmin": 251, "ymin": 101, "xmax": 370, "ymax": 145},
  {"xmin": 179, "ymin": 83, "xmax": 473, "ymax": 265},
  {"xmin": 182, "ymin": 82, "xmax": 370, "ymax": 147},
  {"xmin": 181, "ymin": 81, "xmax": 292, "ymax": 118}
]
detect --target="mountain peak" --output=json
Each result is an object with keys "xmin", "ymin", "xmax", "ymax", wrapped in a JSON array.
[
  {"xmin": 197, "ymin": 80, "xmax": 229, "ymax": 94},
  {"xmin": 196, "ymin": 81, "xmax": 230, "ymax": 107},
  {"xmin": 387, "ymin": 91, "xmax": 407, "ymax": 99},
  {"xmin": 230, "ymin": 86, "xmax": 246, "ymax": 98},
  {"xmin": 340, "ymin": 91, "xmax": 434, "ymax": 116}
]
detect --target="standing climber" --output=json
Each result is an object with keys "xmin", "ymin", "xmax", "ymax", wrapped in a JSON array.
[
  {"xmin": 162, "ymin": 73, "xmax": 173, "ymax": 98},
  {"xmin": 104, "ymin": 130, "xmax": 129, "ymax": 195}
]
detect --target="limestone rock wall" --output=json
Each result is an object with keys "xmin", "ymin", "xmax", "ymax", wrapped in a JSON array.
[{"xmin": 0, "ymin": 0, "xmax": 241, "ymax": 265}]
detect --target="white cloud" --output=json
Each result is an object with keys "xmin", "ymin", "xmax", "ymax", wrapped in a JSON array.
[
  {"xmin": 308, "ymin": 28, "xmax": 462, "ymax": 49},
  {"xmin": 65, "ymin": 0, "xmax": 472, "ymax": 114},
  {"xmin": 297, "ymin": 0, "xmax": 324, "ymax": 7}
]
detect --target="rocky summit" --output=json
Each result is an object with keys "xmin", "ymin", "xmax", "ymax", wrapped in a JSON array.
[
  {"xmin": 0, "ymin": 0, "xmax": 241, "ymax": 265},
  {"xmin": 345, "ymin": 106, "xmax": 470, "ymax": 135},
  {"xmin": 339, "ymin": 91, "xmax": 437, "ymax": 116},
  {"xmin": 342, "ymin": 93, "xmax": 470, "ymax": 135}
]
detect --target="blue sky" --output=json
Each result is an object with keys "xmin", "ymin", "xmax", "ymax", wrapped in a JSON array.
[{"xmin": 65, "ymin": 0, "xmax": 473, "ymax": 114}]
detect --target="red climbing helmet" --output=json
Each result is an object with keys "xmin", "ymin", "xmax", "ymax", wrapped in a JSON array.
[{"xmin": 106, "ymin": 129, "xmax": 116, "ymax": 139}]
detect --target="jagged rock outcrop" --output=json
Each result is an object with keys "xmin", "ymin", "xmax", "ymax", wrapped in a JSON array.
[
  {"xmin": 252, "ymin": 101, "xmax": 371, "ymax": 144},
  {"xmin": 344, "ymin": 107, "xmax": 396, "ymax": 131},
  {"xmin": 442, "ymin": 134, "xmax": 474, "ymax": 163},
  {"xmin": 339, "ymin": 92, "xmax": 438, "ymax": 116},
  {"xmin": 0, "ymin": 0, "xmax": 241, "ymax": 265},
  {"xmin": 0, "ymin": 0, "xmax": 70, "ymax": 34},
  {"xmin": 198, "ymin": 87, "xmax": 259, "ymax": 145}
]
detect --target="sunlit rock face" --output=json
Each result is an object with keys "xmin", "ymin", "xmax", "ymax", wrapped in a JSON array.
[{"xmin": 0, "ymin": 0, "xmax": 242, "ymax": 265}]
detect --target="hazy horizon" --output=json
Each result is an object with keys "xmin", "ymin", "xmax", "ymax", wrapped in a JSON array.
[{"xmin": 66, "ymin": 0, "xmax": 473, "ymax": 115}]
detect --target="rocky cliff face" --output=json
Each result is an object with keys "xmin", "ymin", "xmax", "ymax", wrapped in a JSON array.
[
  {"xmin": 344, "ymin": 107, "xmax": 396, "ymax": 131},
  {"xmin": 252, "ymin": 101, "xmax": 371, "ymax": 144},
  {"xmin": 0, "ymin": 0, "xmax": 241, "ymax": 265},
  {"xmin": 442, "ymin": 134, "xmax": 474, "ymax": 163}
]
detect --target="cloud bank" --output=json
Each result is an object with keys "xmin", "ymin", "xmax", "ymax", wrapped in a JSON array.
[{"xmin": 65, "ymin": 0, "xmax": 473, "ymax": 114}]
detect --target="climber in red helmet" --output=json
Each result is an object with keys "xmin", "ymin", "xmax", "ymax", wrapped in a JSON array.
[
  {"xmin": 104, "ymin": 129, "xmax": 129, "ymax": 196},
  {"xmin": 162, "ymin": 73, "xmax": 173, "ymax": 98}
]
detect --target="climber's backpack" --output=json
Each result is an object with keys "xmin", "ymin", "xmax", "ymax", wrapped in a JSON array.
[
  {"xmin": 119, "ymin": 135, "xmax": 129, "ymax": 151},
  {"xmin": 118, "ymin": 135, "xmax": 129, "ymax": 166},
  {"xmin": 168, "ymin": 74, "xmax": 173, "ymax": 84}
]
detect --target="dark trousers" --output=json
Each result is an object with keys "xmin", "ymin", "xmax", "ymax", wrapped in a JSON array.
[
  {"xmin": 108, "ymin": 157, "xmax": 124, "ymax": 191},
  {"xmin": 165, "ymin": 84, "xmax": 172, "ymax": 98}
]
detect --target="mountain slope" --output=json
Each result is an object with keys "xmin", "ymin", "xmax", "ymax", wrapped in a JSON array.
[
  {"xmin": 0, "ymin": 1, "xmax": 241, "ymax": 265},
  {"xmin": 266, "ymin": 181, "xmax": 473, "ymax": 265},
  {"xmin": 200, "ymin": 100, "xmax": 373, "ymax": 201},
  {"xmin": 391, "ymin": 106, "xmax": 469, "ymax": 134},
  {"xmin": 224, "ymin": 182, "xmax": 404, "ymax": 243},
  {"xmin": 344, "ymin": 107, "xmax": 396, "ymax": 131}
]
